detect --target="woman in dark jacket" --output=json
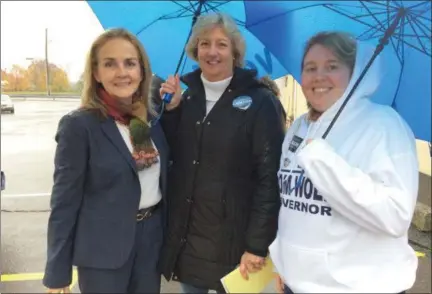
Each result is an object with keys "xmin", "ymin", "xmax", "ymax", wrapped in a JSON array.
[{"xmin": 158, "ymin": 12, "xmax": 284, "ymax": 293}]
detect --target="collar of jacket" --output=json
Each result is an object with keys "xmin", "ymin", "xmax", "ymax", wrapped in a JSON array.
[{"xmin": 180, "ymin": 67, "xmax": 261, "ymax": 93}]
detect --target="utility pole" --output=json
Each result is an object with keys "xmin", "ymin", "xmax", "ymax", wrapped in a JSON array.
[{"xmin": 45, "ymin": 28, "xmax": 51, "ymax": 96}]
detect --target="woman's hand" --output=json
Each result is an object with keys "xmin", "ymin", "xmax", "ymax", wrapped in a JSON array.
[
  {"xmin": 275, "ymin": 274, "xmax": 285, "ymax": 294},
  {"xmin": 239, "ymin": 251, "xmax": 266, "ymax": 280},
  {"xmin": 159, "ymin": 74, "xmax": 182, "ymax": 111},
  {"xmin": 47, "ymin": 286, "xmax": 70, "ymax": 293}
]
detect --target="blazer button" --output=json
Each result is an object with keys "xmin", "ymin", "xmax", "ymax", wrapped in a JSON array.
[
  {"xmin": 186, "ymin": 198, "xmax": 193, "ymax": 203},
  {"xmin": 196, "ymin": 121, "xmax": 201, "ymax": 125},
  {"xmin": 181, "ymin": 238, "xmax": 186, "ymax": 244}
]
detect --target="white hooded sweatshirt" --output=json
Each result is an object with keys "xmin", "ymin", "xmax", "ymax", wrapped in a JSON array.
[{"xmin": 269, "ymin": 41, "xmax": 419, "ymax": 293}]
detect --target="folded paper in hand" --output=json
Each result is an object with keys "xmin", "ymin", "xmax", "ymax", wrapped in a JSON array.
[{"xmin": 220, "ymin": 257, "xmax": 276, "ymax": 293}]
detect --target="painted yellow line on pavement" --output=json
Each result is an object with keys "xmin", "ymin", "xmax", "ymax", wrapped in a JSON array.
[
  {"xmin": 71, "ymin": 270, "xmax": 78, "ymax": 289},
  {"xmin": 1, "ymin": 269, "xmax": 78, "ymax": 289},
  {"xmin": 416, "ymin": 251, "xmax": 426, "ymax": 257},
  {"xmin": 1, "ymin": 271, "xmax": 44, "ymax": 282}
]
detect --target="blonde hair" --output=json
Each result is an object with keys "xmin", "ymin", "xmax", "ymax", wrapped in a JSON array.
[
  {"xmin": 185, "ymin": 12, "xmax": 246, "ymax": 67},
  {"xmin": 81, "ymin": 28, "xmax": 155, "ymax": 122}
]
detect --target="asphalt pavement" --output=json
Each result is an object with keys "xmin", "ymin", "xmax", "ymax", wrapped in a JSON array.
[{"xmin": 1, "ymin": 100, "xmax": 430, "ymax": 293}]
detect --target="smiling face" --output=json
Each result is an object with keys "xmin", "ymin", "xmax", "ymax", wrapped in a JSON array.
[
  {"xmin": 94, "ymin": 38, "xmax": 142, "ymax": 101},
  {"xmin": 301, "ymin": 44, "xmax": 351, "ymax": 113},
  {"xmin": 197, "ymin": 26, "xmax": 234, "ymax": 81}
]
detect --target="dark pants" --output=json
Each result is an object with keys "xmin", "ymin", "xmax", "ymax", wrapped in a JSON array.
[
  {"xmin": 78, "ymin": 208, "xmax": 163, "ymax": 293},
  {"xmin": 284, "ymin": 284, "xmax": 405, "ymax": 294}
]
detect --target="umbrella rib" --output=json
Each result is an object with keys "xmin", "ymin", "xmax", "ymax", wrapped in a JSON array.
[
  {"xmin": 408, "ymin": 8, "xmax": 432, "ymax": 34},
  {"xmin": 410, "ymin": 4, "xmax": 432, "ymax": 19},
  {"xmin": 389, "ymin": 12, "xmax": 404, "ymax": 106},
  {"xmin": 205, "ymin": 1, "xmax": 233, "ymax": 14},
  {"xmin": 411, "ymin": 18, "xmax": 432, "ymax": 38},
  {"xmin": 323, "ymin": 4, "xmax": 387, "ymax": 34},
  {"xmin": 172, "ymin": 1, "xmax": 195, "ymax": 14},
  {"xmin": 391, "ymin": 58, "xmax": 404, "ymax": 109},
  {"xmin": 391, "ymin": 33, "xmax": 431, "ymax": 57},
  {"xmin": 209, "ymin": 0, "xmax": 231, "ymax": 9},
  {"xmin": 135, "ymin": 2, "xmax": 194, "ymax": 36},
  {"xmin": 359, "ymin": 1, "xmax": 387, "ymax": 33},
  {"xmin": 368, "ymin": 0, "xmax": 399, "ymax": 10},
  {"xmin": 328, "ymin": 3, "xmax": 388, "ymax": 16},
  {"xmin": 388, "ymin": 30, "xmax": 403, "ymax": 65},
  {"xmin": 204, "ymin": 1, "xmax": 246, "ymax": 27},
  {"xmin": 395, "ymin": 16, "xmax": 405, "ymax": 62},
  {"xmin": 407, "ymin": 1, "xmax": 430, "ymax": 11},
  {"xmin": 135, "ymin": 17, "xmax": 165, "ymax": 36},
  {"xmin": 406, "ymin": 14, "xmax": 429, "ymax": 54},
  {"xmin": 356, "ymin": 18, "xmax": 386, "ymax": 41},
  {"xmin": 205, "ymin": 2, "xmax": 220, "ymax": 14},
  {"xmin": 352, "ymin": 10, "xmax": 389, "ymax": 20},
  {"xmin": 359, "ymin": 26, "xmax": 387, "ymax": 41},
  {"xmin": 202, "ymin": 2, "xmax": 210, "ymax": 14}
]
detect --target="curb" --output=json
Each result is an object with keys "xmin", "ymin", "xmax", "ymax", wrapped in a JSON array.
[
  {"xmin": 11, "ymin": 97, "xmax": 80, "ymax": 102},
  {"xmin": 413, "ymin": 202, "xmax": 432, "ymax": 232}
]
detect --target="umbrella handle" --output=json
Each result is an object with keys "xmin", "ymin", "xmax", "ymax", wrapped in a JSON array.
[
  {"xmin": 162, "ymin": 93, "xmax": 173, "ymax": 103},
  {"xmin": 154, "ymin": 1, "xmax": 205, "ymax": 121},
  {"xmin": 322, "ymin": 8, "xmax": 405, "ymax": 139}
]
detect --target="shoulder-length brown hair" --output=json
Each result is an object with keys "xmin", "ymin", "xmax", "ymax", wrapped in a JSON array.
[{"xmin": 80, "ymin": 28, "xmax": 155, "ymax": 122}]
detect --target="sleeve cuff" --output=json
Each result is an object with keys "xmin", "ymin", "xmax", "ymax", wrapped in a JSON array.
[{"xmin": 245, "ymin": 246, "xmax": 268, "ymax": 258}]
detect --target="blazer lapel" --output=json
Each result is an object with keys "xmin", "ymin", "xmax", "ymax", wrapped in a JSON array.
[
  {"xmin": 101, "ymin": 118, "xmax": 137, "ymax": 173},
  {"xmin": 151, "ymin": 123, "xmax": 167, "ymax": 196}
]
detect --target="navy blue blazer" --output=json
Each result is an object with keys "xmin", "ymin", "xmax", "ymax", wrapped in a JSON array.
[{"xmin": 43, "ymin": 109, "xmax": 169, "ymax": 289}]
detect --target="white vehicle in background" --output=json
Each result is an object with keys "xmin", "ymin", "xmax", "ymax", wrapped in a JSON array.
[
  {"xmin": 1, "ymin": 94, "xmax": 15, "ymax": 114},
  {"xmin": 1, "ymin": 171, "xmax": 5, "ymax": 191}
]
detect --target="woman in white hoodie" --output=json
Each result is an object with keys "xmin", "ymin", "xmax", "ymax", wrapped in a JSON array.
[{"xmin": 270, "ymin": 32, "xmax": 419, "ymax": 294}]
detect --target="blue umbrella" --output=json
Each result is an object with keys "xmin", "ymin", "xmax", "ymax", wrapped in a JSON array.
[{"xmin": 245, "ymin": 0, "xmax": 431, "ymax": 142}]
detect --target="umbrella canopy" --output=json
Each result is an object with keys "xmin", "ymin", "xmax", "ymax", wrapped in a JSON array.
[
  {"xmin": 87, "ymin": 1, "xmax": 289, "ymax": 81},
  {"xmin": 246, "ymin": 0, "xmax": 431, "ymax": 142}
]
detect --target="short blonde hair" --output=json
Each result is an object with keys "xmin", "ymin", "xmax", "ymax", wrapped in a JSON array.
[
  {"xmin": 185, "ymin": 12, "xmax": 246, "ymax": 67},
  {"xmin": 81, "ymin": 28, "xmax": 155, "ymax": 122}
]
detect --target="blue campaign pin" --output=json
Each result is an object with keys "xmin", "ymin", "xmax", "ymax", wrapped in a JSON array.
[{"xmin": 232, "ymin": 96, "xmax": 252, "ymax": 111}]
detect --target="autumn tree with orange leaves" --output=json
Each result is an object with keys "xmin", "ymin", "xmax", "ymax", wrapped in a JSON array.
[{"xmin": 1, "ymin": 59, "xmax": 73, "ymax": 92}]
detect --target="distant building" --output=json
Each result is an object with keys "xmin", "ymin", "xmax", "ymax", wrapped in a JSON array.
[{"xmin": 274, "ymin": 75, "xmax": 308, "ymax": 122}]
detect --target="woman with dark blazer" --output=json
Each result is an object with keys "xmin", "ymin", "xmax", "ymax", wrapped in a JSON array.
[{"xmin": 42, "ymin": 28, "xmax": 168, "ymax": 294}]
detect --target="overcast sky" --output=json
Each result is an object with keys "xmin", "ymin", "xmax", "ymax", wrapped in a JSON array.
[{"xmin": 1, "ymin": 1, "xmax": 103, "ymax": 82}]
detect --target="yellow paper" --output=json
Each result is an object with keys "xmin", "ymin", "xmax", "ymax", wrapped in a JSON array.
[{"xmin": 221, "ymin": 257, "xmax": 277, "ymax": 293}]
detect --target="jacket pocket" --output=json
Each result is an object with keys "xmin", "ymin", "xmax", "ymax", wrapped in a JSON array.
[{"xmin": 271, "ymin": 240, "xmax": 345, "ymax": 291}]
